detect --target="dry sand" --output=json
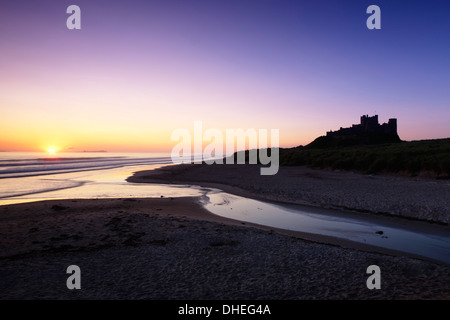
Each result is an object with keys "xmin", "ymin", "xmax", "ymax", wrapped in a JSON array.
[{"xmin": 0, "ymin": 195, "xmax": 449, "ymax": 299}]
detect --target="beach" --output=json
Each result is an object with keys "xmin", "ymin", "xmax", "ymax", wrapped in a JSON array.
[
  {"xmin": 0, "ymin": 164, "xmax": 449, "ymax": 300},
  {"xmin": 128, "ymin": 164, "xmax": 450, "ymax": 225}
]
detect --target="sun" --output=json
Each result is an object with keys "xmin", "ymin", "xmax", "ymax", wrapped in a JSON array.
[{"xmin": 47, "ymin": 146, "xmax": 57, "ymax": 154}]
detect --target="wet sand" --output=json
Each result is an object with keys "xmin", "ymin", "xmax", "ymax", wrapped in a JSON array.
[
  {"xmin": 0, "ymin": 195, "xmax": 449, "ymax": 299},
  {"xmin": 128, "ymin": 164, "xmax": 450, "ymax": 225}
]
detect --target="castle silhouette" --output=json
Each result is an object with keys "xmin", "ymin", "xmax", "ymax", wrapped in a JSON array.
[
  {"xmin": 327, "ymin": 115, "xmax": 397, "ymax": 137},
  {"xmin": 307, "ymin": 115, "xmax": 401, "ymax": 148}
]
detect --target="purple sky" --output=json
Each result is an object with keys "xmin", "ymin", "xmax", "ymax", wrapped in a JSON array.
[{"xmin": 1, "ymin": 0, "xmax": 449, "ymax": 151}]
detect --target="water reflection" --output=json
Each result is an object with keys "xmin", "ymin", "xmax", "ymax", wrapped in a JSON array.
[
  {"xmin": 202, "ymin": 189, "xmax": 450, "ymax": 264},
  {"xmin": 0, "ymin": 164, "xmax": 202, "ymax": 205}
]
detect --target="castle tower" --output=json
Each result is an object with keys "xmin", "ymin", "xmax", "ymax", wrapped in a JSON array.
[
  {"xmin": 360, "ymin": 115, "xmax": 368, "ymax": 127},
  {"xmin": 361, "ymin": 115, "xmax": 379, "ymax": 132},
  {"xmin": 388, "ymin": 118, "xmax": 397, "ymax": 134}
]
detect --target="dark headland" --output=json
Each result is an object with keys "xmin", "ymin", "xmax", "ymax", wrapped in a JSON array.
[
  {"xmin": 231, "ymin": 115, "xmax": 449, "ymax": 178},
  {"xmin": 277, "ymin": 115, "xmax": 449, "ymax": 179}
]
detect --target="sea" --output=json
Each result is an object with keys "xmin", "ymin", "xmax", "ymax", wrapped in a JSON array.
[
  {"xmin": 1, "ymin": 152, "xmax": 449, "ymax": 264},
  {"xmin": 0, "ymin": 152, "xmax": 202, "ymax": 205}
]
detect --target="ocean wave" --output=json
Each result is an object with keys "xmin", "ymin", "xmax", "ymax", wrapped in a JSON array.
[{"xmin": 0, "ymin": 154, "xmax": 172, "ymax": 179}]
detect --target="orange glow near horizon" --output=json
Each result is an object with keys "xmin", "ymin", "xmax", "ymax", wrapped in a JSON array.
[
  {"xmin": 0, "ymin": 122, "xmax": 312, "ymax": 153},
  {"xmin": 0, "ymin": 128, "xmax": 308, "ymax": 153},
  {"xmin": 0, "ymin": 112, "xmax": 313, "ymax": 152}
]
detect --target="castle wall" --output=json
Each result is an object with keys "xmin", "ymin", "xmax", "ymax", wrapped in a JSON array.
[{"xmin": 327, "ymin": 115, "xmax": 397, "ymax": 136}]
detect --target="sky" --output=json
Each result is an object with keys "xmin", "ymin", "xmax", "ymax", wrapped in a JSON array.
[{"xmin": 1, "ymin": 0, "xmax": 449, "ymax": 152}]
